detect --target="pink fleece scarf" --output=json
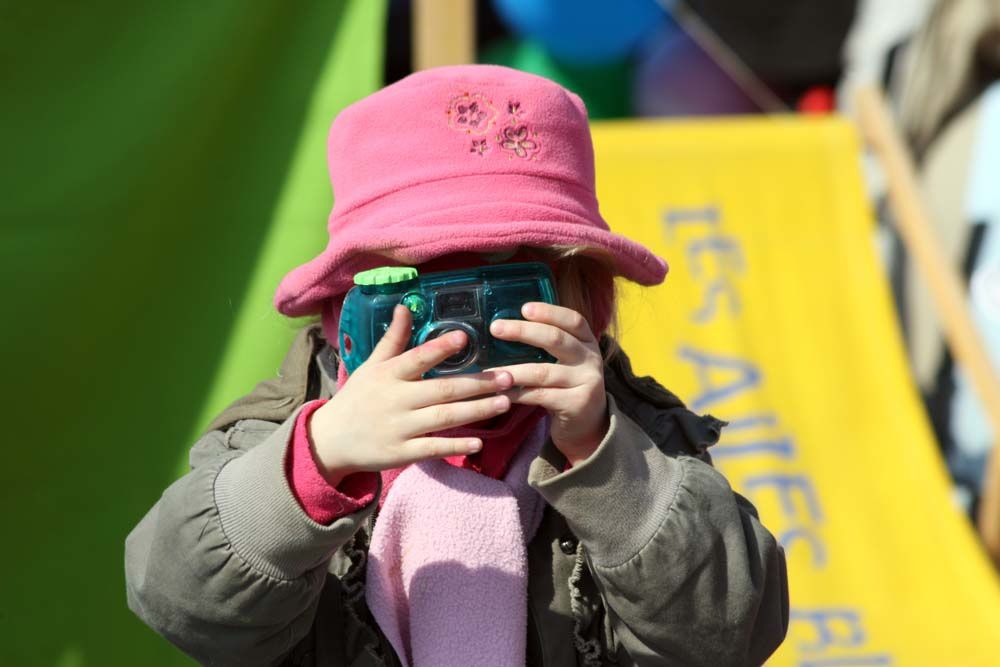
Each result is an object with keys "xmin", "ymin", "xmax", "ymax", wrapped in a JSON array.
[
  {"xmin": 366, "ymin": 417, "xmax": 548, "ymax": 666},
  {"xmin": 334, "ymin": 363, "xmax": 549, "ymax": 665}
]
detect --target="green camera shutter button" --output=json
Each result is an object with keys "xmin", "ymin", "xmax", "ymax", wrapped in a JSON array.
[{"xmin": 401, "ymin": 293, "xmax": 428, "ymax": 320}]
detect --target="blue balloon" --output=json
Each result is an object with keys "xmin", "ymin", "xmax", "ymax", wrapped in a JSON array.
[{"xmin": 491, "ymin": 0, "xmax": 668, "ymax": 66}]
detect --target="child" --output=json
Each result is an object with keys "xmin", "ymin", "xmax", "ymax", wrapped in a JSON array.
[{"xmin": 125, "ymin": 65, "xmax": 788, "ymax": 667}]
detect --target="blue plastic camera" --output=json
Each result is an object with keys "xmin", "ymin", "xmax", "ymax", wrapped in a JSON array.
[{"xmin": 338, "ymin": 262, "xmax": 559, "ymax": 377}]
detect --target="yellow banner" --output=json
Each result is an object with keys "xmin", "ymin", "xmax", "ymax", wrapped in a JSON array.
[{"xmin": 592, "ymin": 117, "xmax": 1000, "ymax": 666}]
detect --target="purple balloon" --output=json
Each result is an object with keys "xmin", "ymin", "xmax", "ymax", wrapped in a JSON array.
[{"xmin": 635, "ymin": 22, "xmax": 764, "ymax": 117}]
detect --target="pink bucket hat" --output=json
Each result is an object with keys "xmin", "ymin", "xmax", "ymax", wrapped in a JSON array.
[{"xmin": 274, "ymin": 64, "xmax": 668, "ymax": 318}]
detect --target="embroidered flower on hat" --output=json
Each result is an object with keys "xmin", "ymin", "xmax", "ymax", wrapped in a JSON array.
[
  {"xmin": 447, "ymin": 93, "xmax": 497, "ymax": 136},
  {"xmin": 498, "ymin": 124, "xmax": 539, "ymax": 159},
  {"xmin": 451, "ymin": 93, "xmax": 540, "ymax": 160},
  {"xmin": 470, "ymin": 139, "xmax": 490, "ymax": 156}
]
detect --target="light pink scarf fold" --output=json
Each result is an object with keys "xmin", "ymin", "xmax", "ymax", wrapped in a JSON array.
[
  {"xmin": 364, "ymin": 416, "xmax": 549, "ymax": 667},
  {"xmin": 332, "ymin": 327, "xmax": 550, "ymax": 665}
]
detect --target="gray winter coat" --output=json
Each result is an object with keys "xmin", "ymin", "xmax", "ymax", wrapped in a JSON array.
[{"xmin": 125, "ymin": 323, "xmax": 788, "ymax": 666}]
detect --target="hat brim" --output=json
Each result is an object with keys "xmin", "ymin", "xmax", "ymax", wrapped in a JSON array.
[{"xmin": 274, "ymin": 173, "xmax": 668, "ymax": 317}]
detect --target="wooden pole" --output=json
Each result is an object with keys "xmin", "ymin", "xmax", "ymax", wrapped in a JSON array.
[
  {"xmin": 855, "ymin": 85, "xmax": 1000, "ymax": 567},
  {"xmin": 413, "ymin": 0, "xmax": 475, "ymax": 71}
]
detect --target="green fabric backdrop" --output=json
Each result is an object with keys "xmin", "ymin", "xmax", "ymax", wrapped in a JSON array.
[{"xmin": 0, "ymin": 2, "xmax": 385, "ymax": 664}]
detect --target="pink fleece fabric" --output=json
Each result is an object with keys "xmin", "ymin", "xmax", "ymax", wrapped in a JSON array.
[
  {"xmin": 312, "ymin": 343, "xmax": 552, "ymax": 666},
  {"xmin": 274, "ymin": 65, "xmax": 668, "ymax": 320},
  {"xmin": 366, "ymin": 416, "xmax": 549, "ymax": 667}
]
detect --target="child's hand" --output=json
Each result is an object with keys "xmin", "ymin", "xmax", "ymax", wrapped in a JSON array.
[
  {"xmin": 490, "ymin": 302, "xmax": 610, "ymax": 467},
  {"xmin": 308, "ymin": 305, "xmax": 514, "ymax": 486}
]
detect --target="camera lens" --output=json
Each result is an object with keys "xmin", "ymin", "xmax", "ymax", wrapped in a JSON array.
[
  {"xmin": 423, "ymin": 323, "xmax": 478, "ymax": 373},
  {"xmin": 442, "ymin": 346, "xmax": 472, "ymax": 368}
]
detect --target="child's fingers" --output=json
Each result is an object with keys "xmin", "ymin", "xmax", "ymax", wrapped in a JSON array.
[
  {"xmin": 521, "ymin": 302, "xmax": 596, "ymax": 343},
  {"xmin": 391, "ymin": 329, "xmax": 469, "ymax": 380},
  {"xmin": 402, "ymin": 436, "xmax": 483, "ymax": 464},
  {"xmin": 405, "ymin": 370, "xmax": 514, "ymax": 409},
  {"xmin": 408, "ymin": 393, "xmax": 510, "ymax": 434},
  {"xmin": 502, "ymin": 385, "xmax": 562, "ymax": 409},
  {"xmin": 489, "ymin": 318, "xmax": 584, "ymax": 363},
  {"xmin": 368, "ymin": 305, "xmax": 413, "ymax": 363},
  {"xmin": 492, "ymin": 362, "xmax": 575, "ymax": 389}
]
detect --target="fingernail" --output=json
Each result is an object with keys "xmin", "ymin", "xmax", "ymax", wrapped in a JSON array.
[
  {"xmin": 495, "ymin": 371, "xmax": 513, "ymax": 388},
  {"xmin": 523, "ymin": 303, "xmax": 535, "ymax": 317},
  {"xmin": 491, "ymin": 320, "xmax": 505, "ymax": 335},
  {"xmin": 449, "ymin": 330, "xmax": 466, "ymax": 345},
  {"xmin": 493, "ymin": 396, "xmax": 509, "ymax": 411},
  {"xmin": 466, "ymin": 439, "xmax": 482, "ymax": 453}
]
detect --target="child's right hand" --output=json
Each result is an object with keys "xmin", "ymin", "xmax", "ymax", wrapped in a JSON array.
[{"xmin": 307, "ymin": 304, "xmax": 514, "ymax": 485}]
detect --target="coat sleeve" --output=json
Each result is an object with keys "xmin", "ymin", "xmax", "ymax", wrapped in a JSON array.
[
  {"xmin": 124, "ymin": 406, "xmax": 378, "ymax": 667},
  {"xmin": 528, "ymin": 393, "xmax": 789, "ymax": 667}
]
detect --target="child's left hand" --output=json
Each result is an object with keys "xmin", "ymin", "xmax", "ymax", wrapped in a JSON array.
[{"xmin": 490, "ymin": 302, "xmax": 609, "ymax": 466}]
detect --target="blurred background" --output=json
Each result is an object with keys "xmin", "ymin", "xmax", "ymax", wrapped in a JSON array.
[{"xmin": 3, "ymin": 0, "xmax": 1000, "ymax": 664}]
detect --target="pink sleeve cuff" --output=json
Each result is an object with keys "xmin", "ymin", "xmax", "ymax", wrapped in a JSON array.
[{"xmin": 285, "ymin": 399, "xmax": 378, "ymax": 525}]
